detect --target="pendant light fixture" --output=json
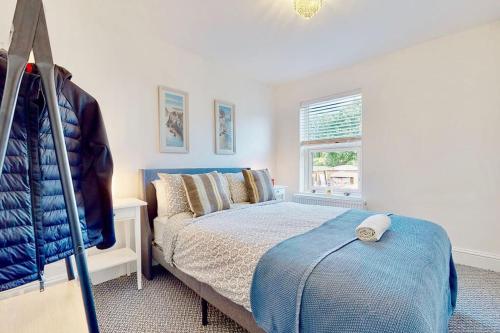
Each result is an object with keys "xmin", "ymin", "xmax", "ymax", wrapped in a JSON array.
[{"xmin": 294, "ymin": 0, "xmax": 324, "ymax": 19}]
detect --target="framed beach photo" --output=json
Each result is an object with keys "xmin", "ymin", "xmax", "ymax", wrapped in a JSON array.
[
  {"xmin": 158, "ymin": 86, "xmax": 189, "ymax": 153},
  {"xmin": 214, "ymin": 100, "xmax": 236, "ymax": 155}
]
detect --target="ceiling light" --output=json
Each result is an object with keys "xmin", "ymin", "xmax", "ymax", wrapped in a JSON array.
[{"xmin": 294, "ymin": 0, "xmax": 323, "ymax": 19}]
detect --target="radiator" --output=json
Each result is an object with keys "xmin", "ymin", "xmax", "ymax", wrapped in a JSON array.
[{"xmin": 292, "ymin": 193, "xmax": 366, "ymax": 209}]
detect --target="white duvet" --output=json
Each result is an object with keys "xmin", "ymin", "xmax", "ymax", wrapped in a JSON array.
[{"xmin": 156, "ymin": 201, "xmax": 347, "ymax": 310}]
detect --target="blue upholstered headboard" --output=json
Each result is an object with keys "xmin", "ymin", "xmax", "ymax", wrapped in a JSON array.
[{"xmin": 139, "ymin": 168, "xmax": 247, "ymax": 225}]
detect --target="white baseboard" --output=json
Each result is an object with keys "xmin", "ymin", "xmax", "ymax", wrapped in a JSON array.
[
  {"xmin": 2, "ymin": 248, "xmax": 497, "ymax": 300},
  {"xmin": 453, "ymin": 247, "xmax": 500, "ymax": 272},
  {"xmin": 0, "ymin": 273, "xmax": 67, "ymax": 300},
  {"xmin": 0, "ymin": 265, "xmax": 134, "ymax": 300}
]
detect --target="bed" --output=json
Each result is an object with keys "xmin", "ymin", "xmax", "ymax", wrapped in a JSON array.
[
  {"xmin": 139, "ymin": 168, "xmax": 457, "ymax": 333},
  {"xmin": 140, "ymin": 168, "xmax": 266, "ymax": 332}
]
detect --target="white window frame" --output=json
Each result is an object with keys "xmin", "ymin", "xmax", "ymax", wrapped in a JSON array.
[
  {"xmin": 299, "ymin": 90, "xmax": 363, "ymax": 197},
  {"xmin": 301, "ymin": 141, "xmax": 362, "ymax": 197}
]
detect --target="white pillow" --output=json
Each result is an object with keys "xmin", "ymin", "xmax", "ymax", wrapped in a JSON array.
[
  {"xmin": 153, "ymin": 180, "xmax": 169, "ymax": 217},
  {"xmin": 225, "ymin": 172, "xmax": 249, "ymax": 203},
  {"xmin": 155, "ymin": 173, "xmax": 191, "ymax": 217}
]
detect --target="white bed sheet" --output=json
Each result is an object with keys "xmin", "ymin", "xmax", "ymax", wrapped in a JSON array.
[
  {"xmin": 160, "ymin": 201, "xmax": 347, "ymax": 310},
  {"xmin": 154, "ymin": 213, "xmax": 192, "ymax": 247},
  {"xmin": 153, "ymin": 202, "xmax": 252, "ymax": 246}
]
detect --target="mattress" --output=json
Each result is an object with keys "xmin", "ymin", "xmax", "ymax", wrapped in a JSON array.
[
  {"xmin": 159, "ymin": 201, "xmax": 347, "ymax": 310},
  {"xmin": 153, "ymin": 202, "xmax": 252, "ymax": 246},
  {"xmin": 154, "ymin": 213, "xmax": 192, "ymax": 247}
]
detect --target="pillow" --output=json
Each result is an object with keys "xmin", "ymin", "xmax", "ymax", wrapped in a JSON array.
[
  {"xmin": 219, "ymin": 173, "xmax": 233, "ymax": 203},
  {"xmin": 152, "ymin": 180, "xmax": 169, "ymax": 217},
  {"xmin": 181, "ymin": 172, "xmax": 231, "ymax": 217},
  {"xmin": 242, "ymin": 169, "xmax": 275, "ymax": 203},
  {"xmin": 225, "ymin": 172, "xmax": 249, "ymax": 203},
  {"xmin": 156, "ymin": 173, "xmax": 191, "ymax": 218}
]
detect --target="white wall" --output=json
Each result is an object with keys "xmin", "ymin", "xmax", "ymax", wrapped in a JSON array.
[
  {"xmin": 0, "ymin": 0, "xmax": 274, "ymax": 198},
  {"xmin": 1, "ymin": 2, "xmax": 498, "ymax": 295},
  {"xmin": 0, "ymin": 0, "xmax": 274, "ymax": 292},
  {"xmin": 273, "ymin": 21, "xmax": 500, "ymax": 269}
]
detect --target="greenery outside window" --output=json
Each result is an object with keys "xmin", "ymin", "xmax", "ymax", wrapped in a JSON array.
[{"xmin": 300, "ymin": 92, "xmax": 362, "ymax": 196}]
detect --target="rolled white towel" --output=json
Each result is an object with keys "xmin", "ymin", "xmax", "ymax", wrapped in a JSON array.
[{"xmin": 356, "ymin": 214, "xmax": 391, "ymax": 242}]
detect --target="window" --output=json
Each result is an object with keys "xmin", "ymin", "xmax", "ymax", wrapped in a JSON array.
[{"xmin": 300, "ymin": 92, "xmax": 362, "ymax": 196}]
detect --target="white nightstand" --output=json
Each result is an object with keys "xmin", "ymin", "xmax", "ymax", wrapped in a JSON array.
[
  {"xmin": 274, "ymin": 185, "xmax": 288, "ymax": 201},
  {"xmin": 87, "ymin": 198, "xmax": 146, "ymax": 290}
]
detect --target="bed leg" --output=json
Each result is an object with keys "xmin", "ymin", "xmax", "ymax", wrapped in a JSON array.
[
  {"xmin": 201, "ymin": 298, "xmax": 208, "ymax": 326},
  {"xmin": 141, "ymin": 207, "xmax": 154, "ymax": 280}
]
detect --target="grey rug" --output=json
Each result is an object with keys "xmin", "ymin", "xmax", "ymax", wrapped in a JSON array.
[{"xmin": 93, "ymin": 264, "xmax": 500, "ymax": 333}]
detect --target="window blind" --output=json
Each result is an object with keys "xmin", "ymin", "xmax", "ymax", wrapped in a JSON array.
[{"xmin": 300, "ymin": 93, "xmax": 362, "ymax": 145}]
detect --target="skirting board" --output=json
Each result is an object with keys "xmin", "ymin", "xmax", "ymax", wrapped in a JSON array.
[
  {"xmin": 0, "ymin": 264, "xmax": 135, "ymax": 300},
  {"xmin": 0, "ymin": 273, "xmax": 68, "ymax": 300},
  {"xmin": 2, "ymin": 248, "xmax": 498, "ymax": 300},
  {"xmin": 453, "ymin": 247, "xmax": 500, "ymax": 272}
]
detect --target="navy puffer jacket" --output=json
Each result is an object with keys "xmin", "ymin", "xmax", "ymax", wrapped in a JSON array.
[{"xmin": 0, "ymin": 50, "xmax": 115, "ymax": 291}]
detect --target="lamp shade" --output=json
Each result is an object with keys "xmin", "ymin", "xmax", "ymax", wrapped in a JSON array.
[{"xmin": 294, "ymin": 0, "xmax": 323, "ymax": 19}]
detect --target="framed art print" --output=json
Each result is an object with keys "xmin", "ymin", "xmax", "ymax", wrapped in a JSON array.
[
  {"xmin": 158, "ymin": 86, "xmax": 189, "ymax": 153},
  {"xmin": 214, "ymin": 100, "xmax": 236, "ymax": 155}
]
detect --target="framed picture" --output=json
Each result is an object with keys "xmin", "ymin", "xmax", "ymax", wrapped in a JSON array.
[
  {"xmin": 158, "ymin": 86, "xmax": 189, "ymax": 153},
  {"xmin": 214, "ymin": 100, "xmax": 236, "ymax": 155}
]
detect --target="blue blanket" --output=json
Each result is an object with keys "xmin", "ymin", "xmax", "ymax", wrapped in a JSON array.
[{"xmin": 251, "ymin": 209, "xmax": 457, "ymax": 333}]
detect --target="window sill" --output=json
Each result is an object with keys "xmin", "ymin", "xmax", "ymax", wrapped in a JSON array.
[{"xmin": 296, "ymin": 192, "xmax": 363, "ymax": 200}]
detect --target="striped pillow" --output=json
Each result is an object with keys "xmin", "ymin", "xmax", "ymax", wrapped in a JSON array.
[
  {"xmin": 181, "ymin": 172, "xmax": 231, "ymax": 217},
  {"xmin": 242, "ymin": 169, "xmax": 276, "ymax": 203}
]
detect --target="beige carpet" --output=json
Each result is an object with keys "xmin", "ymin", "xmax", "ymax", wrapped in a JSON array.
[{"xmin": 93, "ymin": 264, "xmax": 500, "ymax": 333}]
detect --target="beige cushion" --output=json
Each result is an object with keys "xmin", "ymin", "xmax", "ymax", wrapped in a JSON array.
[
  {"xmin": 181, "ymin": 172, "xmax": 231, "ymax": 217},
  {"xmin": 219, "ymin": 173, "xmax": 232, "ymax": 203},
  {"xmin": 156, "ymin": 173, "xmax": 191, "ymax": 217},
  {"xmin": 225, "ymin": 172, "xmax": 249, "ymax": 203},
  {"xmin": 242, "ymin": 169, "xmax": 275, "ymax": 203}
]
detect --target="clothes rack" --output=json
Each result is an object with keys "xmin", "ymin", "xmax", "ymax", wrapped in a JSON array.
[{"xmin": 0, "ymin": 0, "xmax": 99, "ymax": 332}]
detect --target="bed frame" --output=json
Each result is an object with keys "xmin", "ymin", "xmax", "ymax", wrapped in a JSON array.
[{"xmin": 139, "ymin": 168, "xmax": 265, "ymax": 333}]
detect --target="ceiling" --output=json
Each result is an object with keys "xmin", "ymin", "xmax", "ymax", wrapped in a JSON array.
[
  {"xmin": 140, "ymin": 0, "xmax": 500, "ymax": 84},
  {"xmin": 1, "ymin": 0, "xmax": 500, "ymax": 84}
]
